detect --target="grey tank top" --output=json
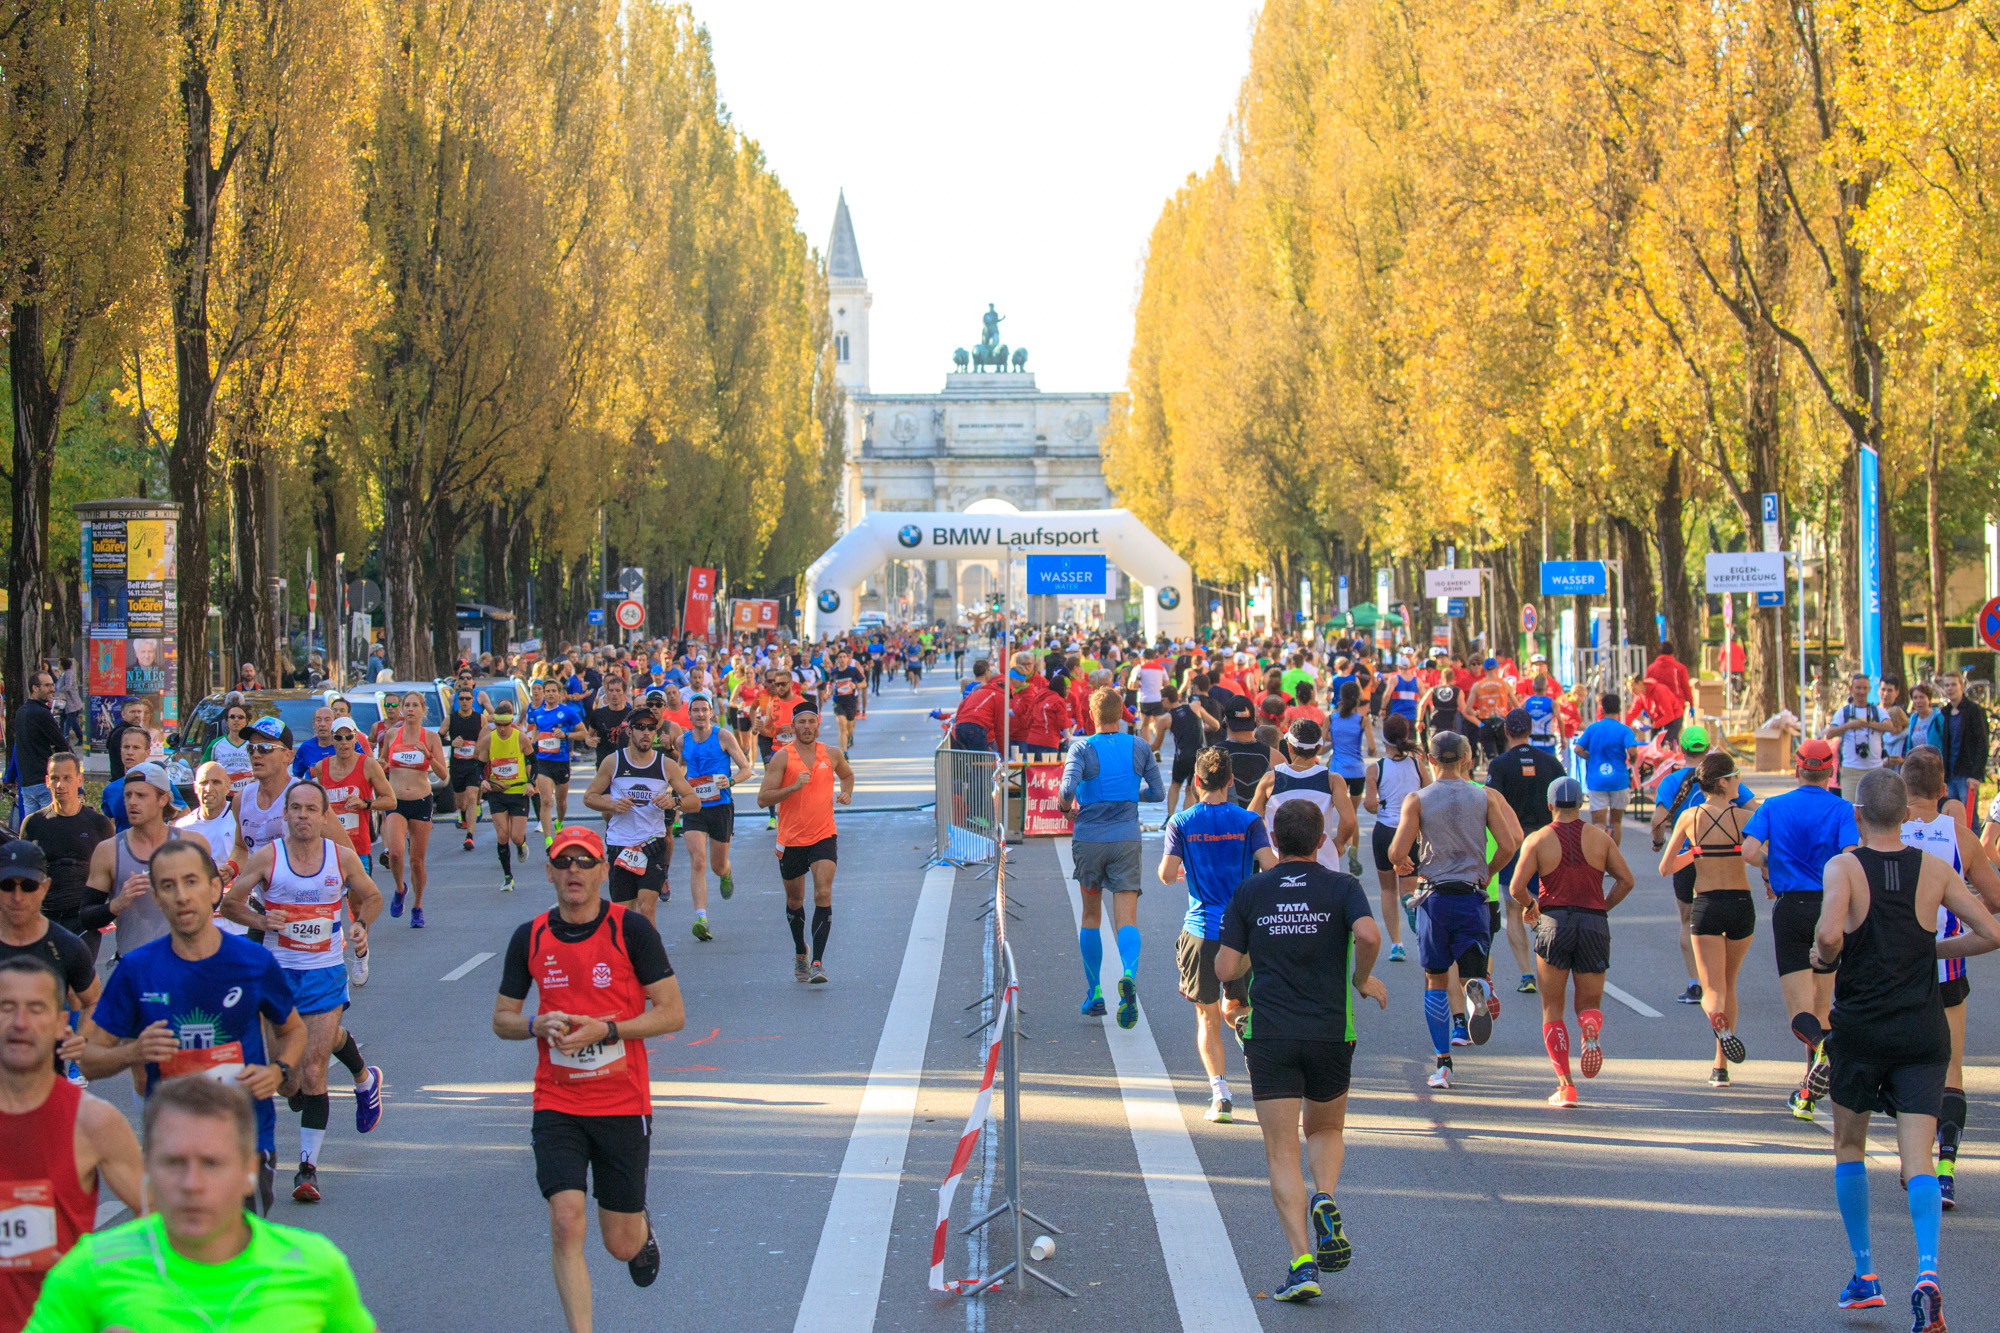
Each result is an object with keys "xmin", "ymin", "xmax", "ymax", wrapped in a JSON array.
[
  {"xmin": 113, "ymin": 831, "xmax": 169, "ymax": 957},
  {"xmin": 1415, "ymin": 779, "xmax": 1488, "ymax": 889}
]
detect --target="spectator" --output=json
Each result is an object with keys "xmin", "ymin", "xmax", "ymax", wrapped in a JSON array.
[
  {"xmin": 51, "ymin": 658, "xmax": 85, "ymax": 751},
  {"xmin": 10, "ymin": 670, "xmax": 65, "ymax": 826},
  {"xmin": 1624, "ymin": 672, "xmax": 1686, "ymax": 745},
  {"xmin": 103, "ymin": 697, "xmax": 153, "ymax": 782},
  {"xmin": 1938, "ymin": 670, "xmax": 1988, "ymax": 830},
  {"xmin": 236, "ymin": 660, "xmax": 262, "ymax": 692},
  {"xmin": 1824, "ymin": 672, "xmax": 1894, "ymax": 803},
  {"xmin": 1009, "ymin": 666, "xmax": 1072, "ymax": 759},
  {"xmin": 1644, "ymin": 639, "xmax": 1694, "ymax": 719}
]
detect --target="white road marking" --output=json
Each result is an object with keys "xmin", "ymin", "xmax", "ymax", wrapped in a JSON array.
[
  {"xmin": 1055, "ymin": 837, "xmax": 1262, "ymax": 1332},
  {"xmin": 1602, "ymin": 981, "xmax": 1664, "ymax": 1018},
  {"xmin": 440, "ymin": 952, "xmax": 495, "ymax": 982},
  {"xmin": 794, "ymin": 863, "xmax": 954, "ymax": 1332}
]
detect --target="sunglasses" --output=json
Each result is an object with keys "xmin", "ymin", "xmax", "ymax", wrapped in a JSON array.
[
  {"xmin": 246, "ymin": 743, "xmax": 284, "ymax": 756},
  {"xmin": 549, "ymin": 853, "xmax": 602, "ymax": 870},
  {"xmin": 628, "ymin": 723, "xmax": 657, "ymax": 733},
  {"xmin": 0, "ymin": 879, "xmax": 45, "ymax": 893}
]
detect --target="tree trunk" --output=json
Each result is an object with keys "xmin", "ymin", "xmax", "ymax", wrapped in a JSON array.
[
  {"xmin": 8, "ymin": 298, "xmax": 59, "ymax": 722},
  {"xmin": 1926, "ymin": 368, "xmax": 1946, "ymax": 671},
  {"xmin": 381, "ymin": 448, "xmax": 429, "ymax": 678},
  {"xmin": 1615, "ymin": 516, "xmax": 1660, "ymax": 656},
  {"xmin": 310, "ymin": 431, "xmax": 339, "ymax": 675},
  {"xmin": 429, "ymin": 510, "xmax": 466, "ymax": 672},
  {"xmin": 1656, "ymin": 448, "xmax": 1696, "ymax": 676}
]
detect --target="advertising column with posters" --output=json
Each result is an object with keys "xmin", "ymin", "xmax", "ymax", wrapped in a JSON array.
[{"xmin": 76, "ymin": 498, "xmax": 181, "ymax": 746}]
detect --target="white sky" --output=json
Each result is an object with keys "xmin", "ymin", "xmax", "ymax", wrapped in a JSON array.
[{"xmin": 697, "ymin": 1, "xmax": 1263, "ymax": 395}]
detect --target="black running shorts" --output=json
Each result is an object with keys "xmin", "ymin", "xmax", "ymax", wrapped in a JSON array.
[
  {"xmin": 1532, "ymin": 906, "xmax": 1611, "ymax": 974},
  {"xmin": 1771, "ymin": 891, "xmax": 1823, "ymax": 976},
  {"xmin": 1176, "ymin": 930, "xmax": 1247, "ymax": 1006},
  {"xmin": 1171, "ymin": 749, "xmax": 1197, "ymax": 785},
  {"xmin": 1244, "ymin": 1038, "xmax": 1354, "ymax": 1103},
  {"xmin": 535, "ymin": 757, "xmax": 572, "ymax": 787},
  {"xmin": 1941, "ymin": 974, "xmax": 1970, "ymax": 1009},
  {"xmin": 681, "ymin": 803, "xmax": 734, "ymax": 844},
  {"xmin": 532, "ymin": 1110, "xmax": 651, "ymax": 1213},
  {"xmin": 1139, "ymin": 701, "xmax": 1166, "ymax": 717},
  {"xmin": 608, "ymin": 838, "xmax": 669, "ymax": 901},
  {"xmin": 1689, "ymin": 889, "xmax": 1755, "ymax": 940},
  {"xmin": 449, "ymin": 760, "xmax": 483, "ymax": 794},
  {"xmin": 393, "ymin": 795, "xmax": 433, "ymax": 825},
  {"xmin": 1371, "ymin": 820, "xmax": 1401, "ymax": 874},
  {"xmin": 1827, "ymin": 1047, "xmax": 1946, "ymax": 1120},
  {"xmin": 1672, "ymin": 864, "xmax": 1696, "ymax": 905},
  {"xmin": 487, "ymin": 791, "xmax": 530, "ymax": 817},
  {"xmin": 778, "ymin": 835, "xmax": 837, "ymax": 881}
]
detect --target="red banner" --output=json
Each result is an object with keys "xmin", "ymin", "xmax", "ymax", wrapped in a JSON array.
[
  {"xmin": 683, "ymin": 567, "xmax": 716, "ymax": 638},
  {"xmin": 731, "ymin": 599, "xmax": 780, "ymax": 633},
  {"xmin": 1021, "ymin": 762, "xmax": 1074, "ymax": 837}
]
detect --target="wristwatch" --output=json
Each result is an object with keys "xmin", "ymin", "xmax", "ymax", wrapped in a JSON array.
[
  {"xmin": 603, "ymin": 1020, "xmax": 619, "ymax": 1046},
  {"xmin": 276, "ymin": 1060, "xmax": 293, "ymax": 1083}
]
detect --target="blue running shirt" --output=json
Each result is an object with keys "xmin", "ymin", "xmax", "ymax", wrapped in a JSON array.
[{"xmin": 1165, "ymin": 801, "xmax": 1271, "ymax": 939}]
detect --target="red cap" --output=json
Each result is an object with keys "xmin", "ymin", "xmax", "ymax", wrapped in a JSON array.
[
  {"xmin": 1795, "ymin": 739, "xmax": 1836, "ymax": 772},
  {"xmin": 548, "ymin": 826, "xmax": 605, "ymax": 859}
]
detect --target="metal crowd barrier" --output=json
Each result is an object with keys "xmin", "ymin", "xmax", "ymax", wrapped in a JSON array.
[{"xmin": 933, "ymin": 744, "xmax": 999, "ymax": 867}]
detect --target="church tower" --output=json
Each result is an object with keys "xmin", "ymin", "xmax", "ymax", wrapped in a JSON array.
[{"xmin": 827, "ymin": 190, "xmax": 870, "ymax": 393}]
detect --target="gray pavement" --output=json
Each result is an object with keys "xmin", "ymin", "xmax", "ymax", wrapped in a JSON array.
[{"xmin": 101, "ymin": 675, "xmax": 2000, "ymax": 1330}]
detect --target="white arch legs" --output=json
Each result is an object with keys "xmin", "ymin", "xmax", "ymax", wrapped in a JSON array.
[{"xmin": 803, "ymin": 509, "xmax": 1193, "ymax": 641}]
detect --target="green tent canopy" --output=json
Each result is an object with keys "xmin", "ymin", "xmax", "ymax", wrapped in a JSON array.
[{"xmin": 1327, "ymin": 602, "xmax": 1403, "ymax": 628}]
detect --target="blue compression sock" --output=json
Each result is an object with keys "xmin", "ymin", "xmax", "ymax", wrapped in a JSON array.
[
  {"xmin": 1079, "ymin": 928, "xmax": 1103, "ymax": 991},
  {"xmin": 1424, "ymin": 988, "xmax": 1452, "ymax": 1057},
  {"xmin": 1834, "ymin": 1160, "xmax": 1872, "ymax": 1275},
  {"xmin": 1908, "ymin": 1173, "xmax": 1941, "ymax": 1275},
  {"xmin": 1116, "ymin": 925, "xmax": 1142, "ymax": 979}
]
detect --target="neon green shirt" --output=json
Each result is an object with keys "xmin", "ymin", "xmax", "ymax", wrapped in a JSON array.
[
  {"xmin": 1280, "ymin": 667, "xmax": 1314, "ymax": 699},
  {"xmin": 26, "ymin": 1213, "xmax": 375, "ymax": 1333}
]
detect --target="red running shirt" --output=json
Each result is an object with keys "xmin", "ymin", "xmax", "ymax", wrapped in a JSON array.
[
  {"xmin": 0, "ymin": 1078, "xmax": 97, "ymax": 1330},
  {"xmin": 528, "ymin": 905, "xmax": 653, "ymax": 1116}
]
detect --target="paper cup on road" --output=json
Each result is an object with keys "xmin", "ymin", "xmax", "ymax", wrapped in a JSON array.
[{"xmin": 1029, "ymin": 1235, "xmax": 1055, "ymax": 1261}]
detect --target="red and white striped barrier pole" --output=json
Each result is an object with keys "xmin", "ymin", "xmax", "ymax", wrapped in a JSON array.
[{"xmin": 927, "ymin": 980, "xmax": 1015, "ymax": 1294}]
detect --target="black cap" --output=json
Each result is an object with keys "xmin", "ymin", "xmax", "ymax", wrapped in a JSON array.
[
  {"xmin": 0, "ymin": 840, "xmax": 49, "ymax": 882},
  {"xmin": 1503, "ymin": 707, "xmax": 1532, "ymax": 735},
  {"xmin": 1223, "ymin": 693, "xmax": 1257, "ymax": 725}
]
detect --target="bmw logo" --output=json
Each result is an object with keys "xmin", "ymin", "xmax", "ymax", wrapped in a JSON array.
[
  {"xmin": 816, "ymin": 590, "xmax": 841, "ymax": 613},
  {"xmin": 897, "ymin": 524, "xmax": 923, "ymax": 549},
  {"xmin": 1157, "ymin": 587, "xmax": 1181, "ymax": 610}
]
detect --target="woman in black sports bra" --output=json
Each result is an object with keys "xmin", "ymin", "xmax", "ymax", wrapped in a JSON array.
[{"xmin": 1658, "ymin": 752, "xmax": 1756, "ymax": 1084}]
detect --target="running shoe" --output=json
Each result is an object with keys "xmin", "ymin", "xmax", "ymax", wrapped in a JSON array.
[
  {"xmin": 1548, "ymin": 1083, "xmax": 1578, "ymax": 1108},
  {"xmin": 1450, "ymin": 1018, "xmax": 1472, "ymax": 1047},
  {"xmin": 502, "ymin": 873, "xmax": 514, "ymax": 891},
  {"xmin": 64, "ymin": 1061, "xmax": 86, "ymax": 1089},
  {"xmin": 347, "ymin": 945, "xmax": 369, "ymax": 988},
  {"xmin": 1399, "ymin": 893, "xmax": 1417, "ymax": 933},
  {"xmin": 810, "ymin": 962, "xmax": 828, "ymax": 985},
  {"xmin": 544, "ymin": 833, "xmax": 555, "ymax": 850},
  {"xmin": 629, "ymin": 1218, "xmax": 661, "ymax": 1288},
  {"xmin": 1274, "ymin": 1258, "xmax": 1321, "ymax": 1302},
  {"xmin": 767, "ymin": 813, "xmax": 778, "ymax": 830},
  {"xmin": 1788, "ymin": 1089, "xmax": 1816, "ymax": 1121},
  {"xmin": 692, "ymin": 917, "xmax": 713, "ymax": 943},
  {"xmin": 390, "ymin": 889, "xmax": 405, "ymax": 919},
  {"xmin": 1388, "ymin": 942, "xmax": 1406, "ymax": 963},
  {"xmin": 1578, "ymin": 1010, "xmax": 1602, "ymax": 1079},
  {"xmin": 1939, "ymin": 1162, "xmax": 1955, "ymax": 1210},
  {"xmin": 1204, "ymin": 1095, "xmax": 1232, "ymax": 1124},
  {"xmin": 1805, "ymin": 1041, "xmax": 1832, "ymax": 1099},
  {"xmin": 1911, "ymin": 1274, "xmax": 1943, "ymax": 1333},
  {"xmin": 795, "ymin": 954, "xmax": 810, "ymax": 983},
  {"xmin": 411, "ymin": 908, "xmax": 425, "ymax": 929},
  {"xmin": 554, "ymin": 816, "xmax": 564, "ymax": 834},
  {"xmin": 355, "ymin": 1067, "xmax": 383, "ymax": 1134},
  {"xmin": 1710, "ymin": 1014, "xmax": 1747, "ymax": 1064},
  {"xmin": 1116, "ymin": 977, "xmax": 1139, "ymax": 1030},
  {"xmin": 1517, "ymin": 973, "xmax": 1537, "ymax": 994},
  {"xmin": 1674, "ymin": 982, "xmax": 1703, "ymax": 1005},
  {"xmin": 1080, "ymin": 986, "xmax": 1105, "ymax": 1017},
  {"xmin": 292, "ymin": 1161, "xmax": 320, "ymax": 1204},
  {"xmin": 1308, "ymin": 1193, "xmax": 1350, "ymax": 1272},
  {"xmin": 1836, "ymin": 1274, "xmax": 1884, "ymax": 1309},
  {"xmin": 462, "ymin": 834, "xmax": 474, "ymax": 851},
  {"xmin": 1708, "ymin": 1066, "xmax": 1730, "ymax": 1088},
  {"xmin": 1463, "ymin": 979, "xmax": 1494, "ymax": 1045},
  {"xmin": 1427, "ymin": 1061, "xmax": 1452, "ymax": 1089},
  {"xmin": 719, "ymin": 872, "xmax": 734, "ymax": 901}
]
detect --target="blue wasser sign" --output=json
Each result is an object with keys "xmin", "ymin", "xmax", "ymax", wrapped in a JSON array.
[
  {"xmin": 1026, "ymin": 554, "xmax": 1108, "ymax": 596},
  {"xmin": 1540, "ymin": 560, "xmax": 1608, "ymax": 596}
]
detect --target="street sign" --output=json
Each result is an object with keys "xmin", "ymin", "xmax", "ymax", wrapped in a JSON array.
[
  {"xmin": 346, "ymin": 579, "xmax": 382, "ymax": 614},
  {"xmin": 1704, "ymin": 551, "xmax": 1787, "ymax": 594},
  {"xmin": 1722, "ymin": 592, "xmax": 1734, "ymax": 627},
  {"xmin": 1295, "ymin": 609, "xmax": 1307, "ymax": 624},
  {"xmin": 587, "ymin": 608, "xmax": 605, "ymax": 626},
  {"xmin": 1756, "ymin": 589, "xmax": 1786, "ymax": 608},
  {"xmin": 1424, "ymin": 567, "xmax": 1481, "ymax": 598},
  {"xmin": 307, "ymin": 580, "xmax": 318, "ymax": 613},
  {"xmin": 1337, "ymin": 575, "xmax": 1349, "ymax": 613},
  {"xmin": 1446, "ymin": 598, "xmax": 1467, "ymax": 618},
  {"xmin": 613, "ymin": 599, "xmax": 646, "ymax": 630},
  {"xmin": 1025, "ymin": 554, "xmax": 1107, "ymax": 596},
  {"xmin": 1979, "ymin": 596, "xmax": 2000, "ymax": 653},
  {"xmin": 1761, "ymin": 493, "xmax": 1782, "ymax": 554},
  {"xmin": 1209, "ymin": 598, "xmax": 1222, "ymax": 613},
  {"xmin": 1520, "ymin": 603, "xmax": 1537, "ymax": 633},
  {"xmin": 618, "ymin": 566, "xmax": 646, "ymax": 594},
  {"xmin": 1539, "ymin": 561, "xmax": 1607, "ymax": 596}
]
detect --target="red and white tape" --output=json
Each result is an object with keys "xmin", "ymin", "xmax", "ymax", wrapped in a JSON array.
[{"xmin": 927, "ymin": 981, "xmax": 1014, "ymax": 1294}]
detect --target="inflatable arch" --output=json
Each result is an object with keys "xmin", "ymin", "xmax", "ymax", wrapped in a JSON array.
[{"xmin": 801, "ymin": 508, "xmax": 1194, "ymax": 641}]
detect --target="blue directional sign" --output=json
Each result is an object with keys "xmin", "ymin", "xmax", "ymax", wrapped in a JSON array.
[
  {"xmin": 1756, "ymin": 589, "xmax": 1786, "ymax": 608},
  {"xmin": 1540, "ymin": 560, "xmax": 1608, "ymax": 596},
  {"xmin": 1446, "ymin": 598, "xmax": 1467, "ymax": 618},
  {"xmin": 1025, "ymin": 553, "xmax": 1107, "ymax": 596},
  {"xmin": 587, "ymin": 608, "xmax": 605, "ymax": 625}
]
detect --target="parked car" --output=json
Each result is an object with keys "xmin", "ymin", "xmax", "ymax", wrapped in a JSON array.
[
  {"xmin": 344, "ymin": 680, "xmax": 448, "ymax": 733},
  {"xmin": 167, "ymin": 690, "xmax": 332, "ymax": 804}
]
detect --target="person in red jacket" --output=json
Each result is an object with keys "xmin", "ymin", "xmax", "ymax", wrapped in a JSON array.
[
  {"xmin": 1645, "ymin": 642, "xmax": 1693, "ymax": 717},
  {"xmin": 952, "ymin": 674, "xmax": 1007, "ymax": 753},
  {"xmin": 1627, "ymin": 668, "xmax": 1686, "ymax": 744},
  {"xmin": 1011, "ymin": 673, "xmax": 1072, "ymax": 758}
]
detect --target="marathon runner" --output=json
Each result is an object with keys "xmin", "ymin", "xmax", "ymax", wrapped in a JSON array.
[
  {"xmin": 528, "ymin": 678, "xmax": 588, "ymax": 849},
  {"xmin": 479, "ymin": 703, "xmax": 534, "ymax": 889},
  {"xmin": 446, "ymin": 685, "xmax": 485, "ymax": 851},
  {"xmin": 24, "ymin": 1077, "xmax": 376, "ymax": 1331},
  {"xmin": 377, "ymin": 693, "xmax": 447, "ymax": 921},
  {"xmin": 1161, "ymin": 747, "xmax": 1276, "ymax": 1121},
  {"xmin": 1511, "ymin": 777, "xmax": 1634, "ymax": 1105},
  {"xmin": 1, "ymin": 948, "xmax": 144, "ymax": 1330},
  {"xmin": 753, "ymin": 667, "xmax": 805, "ymax": 831},
  {"xmin": 757, "ymin": 702, "xmax": 854, "ymax": 984},
  {"xmin": 1363, "ymin": 715, "xmax": 1429, "ymax": 964},
  {"xmin": 1061, "ymin": 687, "xmax": 1165, "ymax": 1025},
  {"xmin": 78, "ymin": 836, "xmax": 303, "ymax": 1216},
  {"xmin": 1571, "ymin": 693, "xmax": 1639, "ymax": 842},
  {"xmin": 316, "ymin": 719, "xmax": 394, "ymax": 925},
  {"xmin": 172, "ymin": 763, "xmax": 242, "ymax": 935},
  {"xmin": 1249, "ymin": 720, "xmax": 1357, "ymax": 877},
  {"xmin": 83, "ymin": 762, "xmax": 179, "ymax": 966},
  {"xmin": 1218, "ymin": 694, "xmax": 1274, "ymax": 808},
  {"xmin": 584, "ymin": 675, "xmax": 635, "ymax": 772},
  {"xmin": 223, "ymin": 783, "xmax": 385, "ymax": 1204},
  {"xmin": 1743, "ymin": 739, "xmax": 1854, "ymax": 1112},
  {"xmin": 1466, "ymin": 659, "xmax": 1515, "ymax": 765},
  {"xmin": 1658, "ymin": 753, "xmax": 1757, "ymax": 1086},
  {"xmin": 1814, "ymin": 769, "xmax": 2000, "ymax": 1327},
  {"xmin": 21, "ymin": 754, "xmax": 114, "ymax": 962},
  {"xmin": 1214, "ymin": 800, "xmax": 1383, "ymax": 1302},
  {"xmin": 1160, "ymin": 683, "xmax": 1218, "ymax": 815},
  {"xmin": 493, "ymin": 826, "xmax": 681, "ymax": 1332},
  {"xmin": 823, "ymin": 649, "xmax": 866, "ymax": 750},
  {"xmin": 678, "ymin": 695, "xmax": 753, "ymax": 938},
  {"xmin": 1383, "ymin": 655, "xmax": 1422, "ymax": 730},
  {"xmin": 1132, "ymin": 649, "xmax": 1171, "ymax": 753},
  {"xmin": 1386, "ymin": 731, "xmax": 1519, "ymax": 1089},
  {"xmin": 203, "ymin": 700, "xmax": 256, "ymax": 795},
  {"xmin": 582, "ymin": 708, "xmax": 700, "ymax": 930},
  {"xmin": 1649, "ymin": 727, "xmax": 1751, "ymax": 1008}
]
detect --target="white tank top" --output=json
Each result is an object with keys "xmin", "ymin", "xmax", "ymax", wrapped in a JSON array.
[
  {"xmin": 264, "ymin": 837, "xmax": 345, "ymax": 970},
  {"xmin": 1900, "ymin": 812, "xmax": 1961, "ymax": 872},
  {"xmin": 238, "ymin": 778, "xmax": 295, "ymax": 852},
  {"xmin": 209, "ymin": 736, "xmax": 255, "ymax": 792},
  {"xmin": 1374, "ymin": 754, "xmax": 1423, "ymax": 828},
  {"xmin": 1266, "ymin": 763, "xmax": 1341, "ymax": 872},
  {"xmin": 174, "ymin": 807, "xmax": 244, "ymax": 936},
  {"xmin": 604, "ymin": 749, "xmax": 669, "ymax": 848}
]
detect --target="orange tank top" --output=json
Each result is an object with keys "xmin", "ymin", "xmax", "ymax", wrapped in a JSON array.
[{"xmin": 775, "ymin": 742, "xmax": 837, "ymax": 845}]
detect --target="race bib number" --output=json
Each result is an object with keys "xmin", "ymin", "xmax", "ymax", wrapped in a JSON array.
[
  {"xmin": 493, "ymin": 761, "xmax": 521, "ymax": 780},
  {"xmin": 614, "ymin": 846, "xmax": 648, "ymax": 874},
  {"xmin": 537, "ymin": 736, "xmax": 561, "ymax": 754},
  {"xmin": 835, "ymin": 681, "xmax": 854, "ymax": 695},
  {"xmin": 548, "ymin": 1036, "xmax": 625, "ymax": 1078},
  {"xmin": 337, "ymin": 811, "xmax": 360, "ymax": 831},
  {"xmin": 692, "ymin": 778, "xmax": 721, "ymax": 801},
  {"xmin": 273, "ymin": 902, "xmax": 341, "ymax": 954},
  {"xmin": 0, "ymin": 1182, "xmax": 59, "ymax": 1271},
  {"xmin": 161, "ymin": 1040, "xmax": 247, "ymax": 1085},
  {"xmin": 453, "ymin": 741, "xmax": 476, "ymax": 759},
  {"xmin": 393, "ymin": 749, "xmax": 425, "ymax": 767},
  {"xmin": 775, "ymin": 729, "xmax": 795, "ymax": 746}
]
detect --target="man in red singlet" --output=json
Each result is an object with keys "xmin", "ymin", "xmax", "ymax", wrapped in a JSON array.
[
  {"xmin": 755, "ymin": 702, "xmax": 854, "ymax": 985},
  {"xmin": 492, "ymin": 827, "xmax": 685, "ymax": 1333},
  {"xmin": 1509, "ymin": 776, "xmax": 1635, "ymax": 1106},
  {"xmin": 0, "ymin": 955, "xmax": 143, "ymax": 1331}
]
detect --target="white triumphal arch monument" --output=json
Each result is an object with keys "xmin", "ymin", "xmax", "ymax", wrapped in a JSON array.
[{"xmin": 802, "ymin": 506, "xmax": 1194, "ymax": 642}]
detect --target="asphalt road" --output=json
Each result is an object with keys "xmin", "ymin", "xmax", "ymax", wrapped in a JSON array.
[{"xmin": 90, "ymin": 672, "xmax": 2000, "ymax": 1331}]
